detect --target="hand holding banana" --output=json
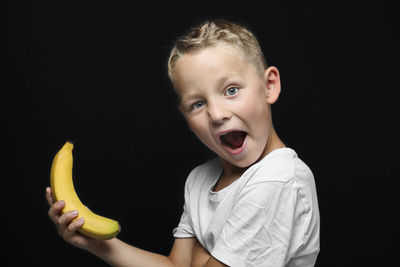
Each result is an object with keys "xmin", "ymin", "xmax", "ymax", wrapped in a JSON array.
[{"xmin": 47, "ymin": 141, "xmax": 120, "ymax": 241}]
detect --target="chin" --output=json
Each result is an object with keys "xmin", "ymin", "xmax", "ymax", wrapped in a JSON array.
[
  {"xmin": 225, "ymin": 154, "xmax": 260, "ymax": 169},
  {"xmin": 237, "ymin": 158, "xmax": 258, "ymax": 168}
]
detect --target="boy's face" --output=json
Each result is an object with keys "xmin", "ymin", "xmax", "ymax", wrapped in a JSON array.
[{"xmin": 173, "ymin": 43, "xmax": 279, "ymax": 168}]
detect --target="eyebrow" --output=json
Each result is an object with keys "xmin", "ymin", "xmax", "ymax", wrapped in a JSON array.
[
  {"xmin": 216, "ymin": 73, "xmax": 236, "ymax": 87},
  {"xmin": 180, "ymin": 73, "xmax": 238, "ymax": 105},
  {"xmin": 181, "ymin": 92, "xmax": 201, "ymax": 103}
]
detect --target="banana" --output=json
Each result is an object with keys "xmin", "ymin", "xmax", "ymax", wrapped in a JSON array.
[{"xmin": 50, "ymin": 141, "xmax": 120, "ymax": 240}]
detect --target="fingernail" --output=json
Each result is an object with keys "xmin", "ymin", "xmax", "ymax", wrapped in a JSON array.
[
  {"xmin": 77, "ymin": 217, "xmax": 84, "ymax": 223},
  {"xmin": 59, "ymin": 200, "xmax": 65, "ymax": 205},
  {"xmin": 71, "ymin": 210, "xmax": 78, "ymax": 216}
]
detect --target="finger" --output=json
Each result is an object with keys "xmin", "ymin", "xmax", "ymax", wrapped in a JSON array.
[
  {"xmin": 48, "ymin": 200, "xmax": 65, "ymax": 223},
  {"xmin": 45, "ymin": 187, "xmax": 53, "ymax": 206},
  {"xmin": 63, "ymin": 217, "xmax": 85, "ymax": 240},
  {"xmin": 57, "ymin": 210, "xmax": 79, "ymax": 230}
]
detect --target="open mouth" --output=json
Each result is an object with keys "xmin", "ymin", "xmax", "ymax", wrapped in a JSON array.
[{"xmin": 220, "ymin": 131, "xmax": 247, "ymax": 150}]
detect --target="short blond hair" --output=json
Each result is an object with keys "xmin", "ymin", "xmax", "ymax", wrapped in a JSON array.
[{"xmin": 167, "ymin": 20, "xmax": 268, "ymax": 84}]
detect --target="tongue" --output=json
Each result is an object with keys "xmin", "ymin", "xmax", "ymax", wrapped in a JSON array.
[{"xmin": 222, "ymin": 131, "xmax": 246, "ymax": 148}]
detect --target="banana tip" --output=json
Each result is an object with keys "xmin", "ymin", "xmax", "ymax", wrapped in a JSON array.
[{"xmin": 66, "ymin": 139, "xmax": 75, "ymax": 145}]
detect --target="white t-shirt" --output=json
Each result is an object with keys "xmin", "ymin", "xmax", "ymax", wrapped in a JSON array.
[{"xmin": 173, "ymin": 147, "xmax": 320, "ymax": 267}]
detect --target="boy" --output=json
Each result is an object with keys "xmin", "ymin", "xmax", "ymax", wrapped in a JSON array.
[{"xmin": 46, "ymin": 20, "xmax": 320, "ymax": 266}]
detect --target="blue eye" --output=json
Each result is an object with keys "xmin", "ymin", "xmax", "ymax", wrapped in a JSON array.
[
  {"xmin": 192, "ymin": 101, "xmax": 204, "ymax": 109},
  {"xmin": 226, "ymin": 87, "xmax": 238, "ymax": 96}
]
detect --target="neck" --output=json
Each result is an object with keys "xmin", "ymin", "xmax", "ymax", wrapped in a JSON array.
[{"xmin": 259, "ymin": 127, "xmax": 286, "ymax": 160}]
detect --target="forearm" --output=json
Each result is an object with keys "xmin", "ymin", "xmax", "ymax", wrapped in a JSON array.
[
  {"xmin": 190, "ymin": 240, "xmax": 228, "ymax": 267},
  {"xmin": 190, "ymin": 240, "xmax": 211, "ymax": 267},
  {"xmin": 88, "ymin": 237, "xmax": 176, "ymax": 267}
]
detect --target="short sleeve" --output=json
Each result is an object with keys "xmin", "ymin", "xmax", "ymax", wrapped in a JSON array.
[
  {"xmin": 211, "ymin": 179, "xmax": 306, "ymax": 267},
  {"xmin": 172, "ymin": 166, "xmax": 199, "ymax": 238},
  {"xmin": 173, "ymin": 203, "xmax": 195, "ymax": 238}
]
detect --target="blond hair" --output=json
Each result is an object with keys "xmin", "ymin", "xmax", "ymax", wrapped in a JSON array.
[{"xmin": 167, "ymin": 20, "xmax": 268, "ymax": 84}]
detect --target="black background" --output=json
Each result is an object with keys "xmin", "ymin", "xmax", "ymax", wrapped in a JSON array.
[{"xmin": 2, "ymin": 0, "xmax": 396, "ymax": 266}]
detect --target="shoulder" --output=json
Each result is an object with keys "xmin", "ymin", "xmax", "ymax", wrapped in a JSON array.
[
  {"xmin": 241, "ymin": 148, "xmax": 319, "ymax": 227},
  {"xmin": 248, "ymin": 147, "xmax": 314, "ymax": 185}
]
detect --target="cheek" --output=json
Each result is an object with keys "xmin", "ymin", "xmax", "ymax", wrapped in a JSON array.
[
  {"xmin": 237, "ymin": 95, "xmax": 268, "ymax": 123},
  {"xmin": 236, "ymin": 95, "xmax": 271, "ymax": 139},
  {"xmin": 186, "ymin": 117, "xmax": 209, "ymax": 141}
]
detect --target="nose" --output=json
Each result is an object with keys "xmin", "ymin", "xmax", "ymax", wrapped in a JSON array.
[{"xmin": 207, "ymin": 100, "xmax": 231, "ymax": 125}]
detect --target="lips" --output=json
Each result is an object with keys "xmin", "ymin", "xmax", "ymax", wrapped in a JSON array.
[{"xmin": 219, "ymin": 130, "xmax": 247, "ymax": 150}]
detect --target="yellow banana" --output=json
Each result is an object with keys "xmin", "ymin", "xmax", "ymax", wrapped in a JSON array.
[{"xmin": 50, "ymin": 141, "xmax": 120, "ymax": 240}]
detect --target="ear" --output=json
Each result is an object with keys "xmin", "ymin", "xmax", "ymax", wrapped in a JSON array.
[{"xmin": 263, "ymin": 66, "xmax": 281, "ymax": 104}]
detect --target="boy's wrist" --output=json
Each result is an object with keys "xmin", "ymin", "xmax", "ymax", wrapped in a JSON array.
[
  {"xmin": 86, "ymin": 238, "xmax": 129, "ymax": 266},
  {"xmin": 86, "ymin": 238, "xmax": 114, "ymax": 257}
]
